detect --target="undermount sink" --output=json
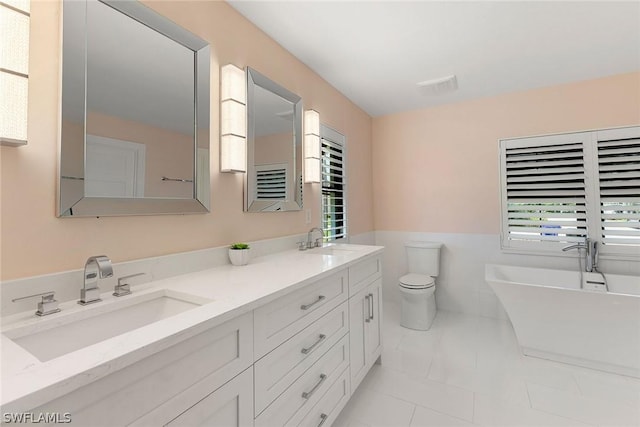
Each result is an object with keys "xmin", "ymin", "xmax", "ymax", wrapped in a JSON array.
[
  {"xmin": 306, "ymin": 244, "xmax": 361, "ymax": 256},
  {"xmin": 3, "ymin": 289, "xmax": 210, "ymax": 362}
]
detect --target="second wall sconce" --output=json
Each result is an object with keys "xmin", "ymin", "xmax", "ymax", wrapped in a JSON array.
[
  {"xmin": 220, "ymin": 64, "xmax": 246, "ymax": 173},
  {"xmin": 304, "ymin": 110, "xmax": 321, "ymax": 183}
]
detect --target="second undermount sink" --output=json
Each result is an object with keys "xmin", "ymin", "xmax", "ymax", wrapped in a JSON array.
[{"xmin": 3, "ymin": 289, "xmax": 210, "ymax": 362}]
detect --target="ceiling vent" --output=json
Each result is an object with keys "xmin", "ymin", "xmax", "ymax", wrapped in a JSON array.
[{"xmin": 417, "ymin": 74, "xmax": 458, "ymax": 96}]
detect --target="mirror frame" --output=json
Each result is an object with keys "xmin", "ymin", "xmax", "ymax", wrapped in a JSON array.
[
  {"xmin": 58, "ymin": 0, "xmax": 211, "ymax": 217},
  {"xmin": 245, "ymin": 67, "xmax": 303, "ymax": 212}
]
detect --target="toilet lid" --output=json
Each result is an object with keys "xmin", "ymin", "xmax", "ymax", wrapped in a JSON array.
[{"xmin": 399, "ymin": 273, "xmax": 435, "ymax": 289}]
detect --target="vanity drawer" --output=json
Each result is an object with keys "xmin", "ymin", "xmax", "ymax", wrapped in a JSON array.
[
  {"xmin": 254, "ymin": 301, "xmax": 349, "ymax": 415},
  {"xmin": 254, "ymin": 269, "xmax": 348, "ymax": 358},
  {"xmin": 254, "ymin": 334, "xmax": 350, "ymax": 427},
  {"xmin": 297, "ymin": 367, "xmax": 350, "ymax": 427},
  {"xmin": 349, "ymin": 255, "xmax": 381, "ymax": 295},
  {"xmin": 33, "ymin": 312, "xmax": 253, "ymax": 427}
]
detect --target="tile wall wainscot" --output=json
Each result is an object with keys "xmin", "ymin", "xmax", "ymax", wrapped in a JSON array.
[
  {"xmin": 375, "ymin": 231, "xmax": 640, "ymax": 319},
  {"xmin": 0, "ymin": 232, "xmax": 374, "ymax": 317}
]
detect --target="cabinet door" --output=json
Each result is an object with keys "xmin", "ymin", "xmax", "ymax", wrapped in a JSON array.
[
  {"xmin": 365, "ymin": 280, "xmax": 383, "ymax": 367},
  {"xmin": 348, "ymin": 289, "xmax": 368, "ymax": 392},
  {"xmin": 165, "ymin": 367, "xmax": 253, "ymax": 427}
]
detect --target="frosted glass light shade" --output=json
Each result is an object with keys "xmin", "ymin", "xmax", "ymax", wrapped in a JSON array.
[
  {"xmin": 305, "ymin": 158, "xmax": 321, "ymax": 184},
  {"xmin": 221, "ymin": 64, "xmax": 246, "ymax": 104},
  {"xmin": 220, "ymin": 64, "xmax": 247, "ymax": 172},
  {"xmin": 304, "ymin": 109, "xmax": 321, "ymax": 183},
  {"xmin": 1, "ymin": 2, "xmax": 30, "ymax": 146},
  {"xmin": 1, "ymin": 6, "xmax": 29, "ymax": 74},
  {"xmin": 0, "ymin": 72, "xmax": 28, "ymax": 144},
  {"xmin": 304, "ymin": 109, "xmax": 320, "ymax": 136},
  {"xmin": 304, "ymin": 134, "xmax": 320, "ymax": 159},
  {"xmin": 221, "ymin": 100, "xmax": 246, "ymax": 137},
  {"xmin": 220, "ymin": 134, "xmax": 246, "ymax": 173}
]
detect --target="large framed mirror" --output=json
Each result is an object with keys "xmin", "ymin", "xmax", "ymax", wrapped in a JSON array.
[
  {"xmin": 245, "ymin": 68, "xmax": 303, "ymax": 212},
  {"xmin": 58, "ymin": 0, "xmax": 210, "ymax": 217}
]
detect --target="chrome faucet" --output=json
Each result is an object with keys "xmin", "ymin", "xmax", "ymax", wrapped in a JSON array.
[
  {"xmin": 307, "ymin": 227, "xmax": 324, "ymax": 249},
  {"xmin": 79, "ymin": 255, "xmax": 113, "ymax": 305},
  {"xmin": 562, "ymin": 238, "xmax": 598, "ymax": 272}
]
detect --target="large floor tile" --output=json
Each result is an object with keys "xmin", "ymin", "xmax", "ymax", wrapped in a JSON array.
[
  {"xmin": 364, "ymin": 365, "xmax": 475, "ymax": 422},
  {"xmin": 410, "ymin": 405, "xmax": 476, "ymax": 427},
  {"xmin": 379, "ymin": 345, "xmax": 433, "ymax": 377},
  {"xmin": 337, "ymin": 387, "xmax": 415, "ymax": 427},
  {"xmin": 473, "ymin": 393, "xmax": 592, "ymax": 427},
  {"xmin": 338, "ymin": 307, "xmax": 639, "ymax": 427},
  {"xmin": 571, "ymin": 367, "xmax": 640, "ymax": 408},
  {"xmin": 527, "ymin": 382, "xmax": 640, "ymax": 426},
  {"xmin": 510, "ymin": 355, "xmax": 582, "ymax": 394}
]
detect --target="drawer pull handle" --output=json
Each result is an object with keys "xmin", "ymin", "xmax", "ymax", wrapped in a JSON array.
[
  {"xmin": 318, "ymin": 413, "xmax": 329, "ymax": 427},
  {"xmin": 301, "ymin": 334, "xmax": 327, "ymax": 354},
  {"xmin": 365, "ymin": 294, "xmax": 371, "ymax": 323},
  {"xmin": 369, "ymin": 293, "xmax": 375, "ymax": 321},
  {"xmin": 302, "ymin": 373, "xmax": 327, "ymax": 399},
  {"xmin": 301, "ymin": 295, "xmax": 325, "ymax": 310}
]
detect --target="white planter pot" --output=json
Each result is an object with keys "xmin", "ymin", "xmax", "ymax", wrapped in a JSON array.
[{"xmin": 229, "ymin": 248, "xmax": 251, "ymax": 266}]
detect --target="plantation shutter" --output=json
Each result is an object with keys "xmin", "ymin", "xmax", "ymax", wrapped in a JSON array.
[
  {"xmin": 596, "ymin": 127, "xmax": 640, "ymax": 247},
  {"xmin": 500, "ymin": 133, "xmax": 590, "ymax": 249},
  {"xmin": 322, "ymin": 135, "xmax": 346, "ymax": 240},
  {"xmin": 255, "ymin": 166, "xmax": 287, "ymax": 200}
]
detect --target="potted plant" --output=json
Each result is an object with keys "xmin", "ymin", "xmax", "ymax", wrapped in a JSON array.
[{"xmin": 228, "ymin": 243, "xmax": 251, "ymax": 266}]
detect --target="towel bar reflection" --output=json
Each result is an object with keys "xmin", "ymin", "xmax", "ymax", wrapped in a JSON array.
[{"xmin": 161, "ymin": 176, "xmax": 194, "ymax": 183}]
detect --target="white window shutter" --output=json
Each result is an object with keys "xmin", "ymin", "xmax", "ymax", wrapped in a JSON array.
[
  {"xmin": 322, "ymin": 133, "xmax": 346, "ymax": 241},
  {"xmin": 596, "ymin": 127, "xmax": 640, "ymax": 249},
  {"xmin": 500, "ymin": 133, "xmax": 591, "ymax": 250}
]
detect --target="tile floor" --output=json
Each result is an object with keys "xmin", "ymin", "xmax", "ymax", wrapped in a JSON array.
[{"xmin": 334, "ymin": 302, "xmax": 640, "ymax": 427}]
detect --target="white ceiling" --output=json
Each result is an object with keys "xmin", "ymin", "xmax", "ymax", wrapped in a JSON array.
[{"xmin": 228, "ymin": 1, "xmax": 640, "ymax": 117}]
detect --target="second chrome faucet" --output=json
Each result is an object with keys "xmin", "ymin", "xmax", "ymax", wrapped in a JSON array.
[{"xmin": 79, "ymin": 255, "xmax": 113, "ymax": 305}]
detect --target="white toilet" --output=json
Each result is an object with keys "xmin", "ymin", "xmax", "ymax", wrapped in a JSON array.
[{"xmin": 399, "ymin": 241, "xmax": 443, "ymax": 330}]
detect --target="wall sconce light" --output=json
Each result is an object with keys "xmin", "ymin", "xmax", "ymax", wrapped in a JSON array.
[
  {"xmin": 304, "ymin": 109, "xmax": 321, "ymax": 183},
  {"xmin": 220, "ymin": 64, "xmax": 246, "ymax": 173},
  {"xmin": 1, "ymin": 1, "xmax": 30, "ymax": 147}
]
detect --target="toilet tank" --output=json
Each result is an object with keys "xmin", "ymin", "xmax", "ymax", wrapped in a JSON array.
[{"xmin": 405, "ymin": 241, "xmax": 443, "ymax": 276}]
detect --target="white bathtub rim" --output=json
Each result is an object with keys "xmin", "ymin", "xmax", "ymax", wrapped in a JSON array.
[
  {"xmin": 485, "ymin": 264, "xmax": 640, "ymax": 297},
  {"xmin": 486, "ymin": 277, "xmax": 639, "ymax": 298}
]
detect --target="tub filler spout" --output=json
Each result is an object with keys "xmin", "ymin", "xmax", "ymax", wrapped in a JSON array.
[{"xmin": 562, "ymin": 238, "xmax": 599, "ymax": 273}]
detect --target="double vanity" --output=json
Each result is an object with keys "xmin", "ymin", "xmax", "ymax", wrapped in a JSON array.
[{"xmin": 1, "ymin": 244, "xmax": 383, "ymax": 426}]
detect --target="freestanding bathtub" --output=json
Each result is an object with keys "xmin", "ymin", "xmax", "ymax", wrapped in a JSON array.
[{"xmin": 485, "ymin": 264, "xmax": 640, "ymax": 378}]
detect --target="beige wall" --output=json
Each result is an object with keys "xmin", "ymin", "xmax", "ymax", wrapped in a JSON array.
[
  {"xmin": 0, "ymin": 0, "xmax": 374, "ymax": 280},
  {"xmin": 372, "ymin": 72, "xmax": 640, "ymax": 235}
]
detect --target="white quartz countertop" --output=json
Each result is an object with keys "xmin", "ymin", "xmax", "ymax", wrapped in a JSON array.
[{"xmin": 0, "ymin": 244, "xmax": 383, "ymax": 411}]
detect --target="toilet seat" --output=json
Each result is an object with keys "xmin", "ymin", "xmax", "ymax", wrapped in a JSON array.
[{"xmin": 399, "ymin": 273, "xmax": 435, "ymax": 289}]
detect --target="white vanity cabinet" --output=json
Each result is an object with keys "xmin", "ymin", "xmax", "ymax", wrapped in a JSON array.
[
  {"xmin": 161, "ymin": 367, "xmax": 253, "ymax": 427},
  {"xmin": 6, "ymin": 248, "xmax": 385, "ymax": 427},
  {"xmin": 348, "ymin": 256, "xmax": 383, "ymax": 393},
  {"xmin": 32, "ymin": 312, "xmax": 254, "ymax": 427}
]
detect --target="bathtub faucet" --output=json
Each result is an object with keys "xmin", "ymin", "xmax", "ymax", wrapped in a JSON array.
[{"xmin": 562, "ymin": 238, "xmax": 598, "ymax": 272}]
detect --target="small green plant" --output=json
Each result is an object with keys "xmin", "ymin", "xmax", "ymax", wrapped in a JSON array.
[{"xmin": 230, "ymin": 243, "xmax": 250, "ymax": 250}]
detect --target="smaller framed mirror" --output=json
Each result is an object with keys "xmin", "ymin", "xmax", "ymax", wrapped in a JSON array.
[{"xmin": 245, "ymin": 68, "xmax": 303, "ymax": 212}]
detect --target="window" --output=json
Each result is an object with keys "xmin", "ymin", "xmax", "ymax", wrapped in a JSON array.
[
  {"xmin": 0, "ymin": 0, "xmax": 30, "ymax": 146},
  {"xmin": 500, "ymin": 126, "xmax": 639, "ymax": 257},
  {"xmin": 321, "ymin": 126, "xmax": 346, "ymax": 241}
]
